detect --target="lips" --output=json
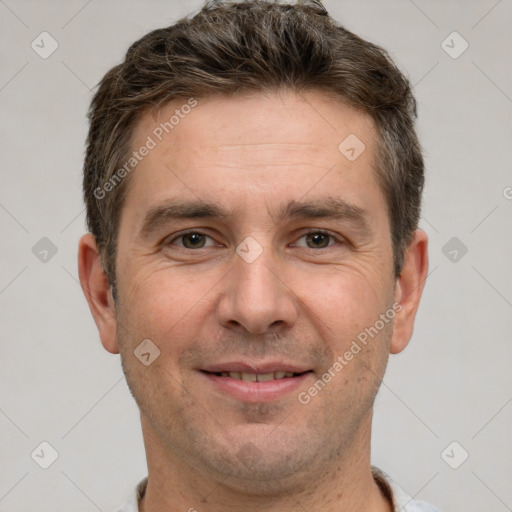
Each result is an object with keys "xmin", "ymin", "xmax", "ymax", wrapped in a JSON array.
[{"xmin": 199, "ymin": 361, "xmax": 313, "ymax": 402}]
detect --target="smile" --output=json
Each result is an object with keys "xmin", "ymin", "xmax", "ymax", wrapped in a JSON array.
[{"xmin": 199, "ymin": 369, "xmax": 313, "ymax": 403}]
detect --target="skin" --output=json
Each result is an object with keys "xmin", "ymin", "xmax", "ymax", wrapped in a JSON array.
[{"xmin": 78, "ymin": 90, "xmax": 428, "ymax": 512}]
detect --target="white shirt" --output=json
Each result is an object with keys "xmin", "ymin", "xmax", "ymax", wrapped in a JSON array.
[{"xmin": 116, "ymin": 466, "xmax": 440, "ymax": 512}]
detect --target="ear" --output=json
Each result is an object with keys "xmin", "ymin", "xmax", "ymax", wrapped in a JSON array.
[
  {"xmin": 390, "ymin": 229, "xmax": 429, "ymax": 355},
  {"xmin": 78, "ymin": 233, "xmax": 119, "ymax": 354}
]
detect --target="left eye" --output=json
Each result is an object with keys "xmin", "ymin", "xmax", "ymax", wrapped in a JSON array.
[
  {"xmin": 294, "ymin": 231, "xmax": 338, "ymax": 249},
  {"xmin": 171, "ymin": 232, "xmax": 216, "ymax": 249}
]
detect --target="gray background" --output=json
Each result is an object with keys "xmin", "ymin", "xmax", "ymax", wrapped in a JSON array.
[{"xmin": 1, "ymin": 0, "xmax": 511, "ymax": 510}]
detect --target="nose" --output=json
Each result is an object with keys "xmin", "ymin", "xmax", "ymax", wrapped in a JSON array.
[{"xmin": 216, "ymin": 245, "xmax": 299, "ymax": 335}]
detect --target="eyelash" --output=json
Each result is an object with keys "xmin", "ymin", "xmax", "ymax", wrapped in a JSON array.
[{"xmin": 166, "ymin": 229, "xmax": 344, "ymax": 250}]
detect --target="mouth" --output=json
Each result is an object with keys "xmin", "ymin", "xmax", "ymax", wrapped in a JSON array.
[
  {"xmin": 201, "ymin": 370, "xmax": 311, "ymax": 381},
  {"xmin": 198, "ymin": 367, "xmax": 314, "ymax": 403}
]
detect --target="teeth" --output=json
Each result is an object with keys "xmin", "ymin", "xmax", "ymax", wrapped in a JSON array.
[
  {"xmin": 256, "ymin": 372, "xmax": 274, "ymax": 382},
  {"xmin": 222, "ymin": 371, "xmax": 298, "ymax": 381}
]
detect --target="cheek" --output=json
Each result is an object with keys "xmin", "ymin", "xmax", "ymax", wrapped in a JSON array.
[
  {"xmin": 114, "ymin": 270, "xmax": 205, "ymax": 419},
  {"xmin": 117, "ymin": 263, "xmax": 222, "ymax": 337},
  {"xmin": 298, "ymin": 265, "xmax": 391, "ymax": 342}
]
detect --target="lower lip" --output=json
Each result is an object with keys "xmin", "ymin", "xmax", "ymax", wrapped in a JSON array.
[{"xmin": 199, "ymin": 371, "xmax": 312, "ymax": 403}]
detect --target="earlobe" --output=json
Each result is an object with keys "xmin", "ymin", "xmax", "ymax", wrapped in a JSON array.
[
  {"xmin": 78, "ymin": 234, "xmax": 120, "ymax": 354},
  {"xmin": 389, "ymin": 229, "xmax": 429, "ymax": 355}
]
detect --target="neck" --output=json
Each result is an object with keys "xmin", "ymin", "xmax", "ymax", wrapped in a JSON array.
[{"xmin": 139, "ymin": 412, "xmax": 392, "ymax": 512}]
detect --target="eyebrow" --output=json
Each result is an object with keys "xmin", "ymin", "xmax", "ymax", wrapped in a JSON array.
[
  {"xmin": 139, "ymin": 197, "xmax": 371, "ymax": 238},
  {"xmin": 140, "ymin": 201, "xmax": 230, "ymax": 238},
  {"xmin": 276, "ymin": 198, "xmax": 370, "ymax": 233}
]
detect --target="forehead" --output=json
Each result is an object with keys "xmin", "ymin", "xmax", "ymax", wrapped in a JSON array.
[
  {"xmin": 136, "ymin": 90, "xmax": 375, "ymax": 155},
  {"xmin": 123, "ymin": 90, "xmax": 383, "ymax": 219}
]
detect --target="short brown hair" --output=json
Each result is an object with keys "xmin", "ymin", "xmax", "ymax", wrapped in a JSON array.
[{"xmin": 84, "ymin": 0, "xmax": 424, "ymax": 290}]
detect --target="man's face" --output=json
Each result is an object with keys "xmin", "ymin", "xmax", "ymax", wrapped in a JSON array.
[{"xmin": 113, "ymin": 91, "xmax": 398, "ymax": 488}]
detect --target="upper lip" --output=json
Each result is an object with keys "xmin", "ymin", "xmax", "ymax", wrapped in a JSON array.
[{"xmin": 200, "ymin": 361, "xmax": 312, "ymax": 374}]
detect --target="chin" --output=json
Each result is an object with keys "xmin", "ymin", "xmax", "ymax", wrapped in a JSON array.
[
  {"xmin": 195, "ymin": 429, "xmax": 321, "ymax": 495},
  {"xmin": 212, "ymin": 458, "xmax": 313, "ymax": 496}
]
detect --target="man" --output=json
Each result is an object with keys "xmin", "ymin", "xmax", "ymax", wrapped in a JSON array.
[{"xmin": 78, "ymin": 1, "xmax": 437, "ymax": 510}]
